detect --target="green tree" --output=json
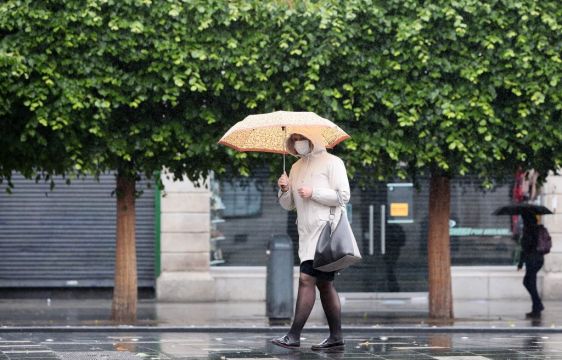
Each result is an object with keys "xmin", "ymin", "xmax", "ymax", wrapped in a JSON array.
[
  {"xmin": 213, "ymin": 0, "xmax": 561, "ymax": 319},
  {"xmin": 0, "ymin": 0, "xmax": 272, "ymax": 322},
  {"xmin": 315, "ymin": 0, "xmax": 561, "ymax": 318}
]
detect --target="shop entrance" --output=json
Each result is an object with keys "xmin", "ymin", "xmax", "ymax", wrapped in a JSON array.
[
  {"xmin": 215, "ymin": 172, "xmax": 515, "ymax": 298},
  {"xmin": 336, "ymin": 182, "xmax": 429, "ymax": 293}
]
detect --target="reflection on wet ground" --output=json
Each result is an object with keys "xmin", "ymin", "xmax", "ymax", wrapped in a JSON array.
[
  {"xmin": 1, "ymin": 299, "xmax": 561, "ymax": 329},
  {"xmin": 0, "ymin": 332, "xmax": 561, "ymax": 359}
]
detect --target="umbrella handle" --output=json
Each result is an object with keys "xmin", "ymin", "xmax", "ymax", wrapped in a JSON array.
[{"xmin": 282, "ymin": 126, "xmax": 286, "ymax": 174}]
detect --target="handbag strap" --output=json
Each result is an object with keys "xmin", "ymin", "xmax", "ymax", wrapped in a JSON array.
[{"xmin": 329, "ymin": 190, "xmax": 344, "ymax": 223}]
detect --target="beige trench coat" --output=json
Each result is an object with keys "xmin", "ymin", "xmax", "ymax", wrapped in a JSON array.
[{"xmin": 278, "ymin": 129, "xmax": 351, "ymax": 263}]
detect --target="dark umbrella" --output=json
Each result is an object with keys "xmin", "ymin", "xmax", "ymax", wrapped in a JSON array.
[{"xmin": 493, "ymin": 203, "xmax": 553, "ymax": 216}]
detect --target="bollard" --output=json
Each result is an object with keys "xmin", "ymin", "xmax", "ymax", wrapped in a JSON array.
[{"xmin": 266, "ymin": 234, "xmax": 294, "ymax": 322}]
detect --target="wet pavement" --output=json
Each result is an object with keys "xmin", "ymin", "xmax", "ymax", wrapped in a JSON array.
[
  {"xmin": 1, "ymin": 331, "xmax": 562, "ymax": 359},
  {"xmin": 0, "ymin": 298, "xmax": 561, "ymax": 329},
  {"xmin": 1, "ymin": 298, "xmax": 562, "ymax": 358}
]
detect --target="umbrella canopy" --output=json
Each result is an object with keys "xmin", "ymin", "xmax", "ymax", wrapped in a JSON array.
[
  {"xmin": 218, "ymin": 111, "xmax": 350, "ymax": 154},
  {"xmin": 493, "ymin": 203, "xmax": 553, "ymax": 216}
]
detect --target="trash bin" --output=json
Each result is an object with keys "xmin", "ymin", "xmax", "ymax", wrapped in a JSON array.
[{"xmin": 266, "ymin": 234, "xmax": 294, "ymax": 321}]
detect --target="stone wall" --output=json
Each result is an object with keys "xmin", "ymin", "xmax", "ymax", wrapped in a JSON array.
[{"xmin": 156, "ymin": 173, "xmax": 215, "ymax": 301}]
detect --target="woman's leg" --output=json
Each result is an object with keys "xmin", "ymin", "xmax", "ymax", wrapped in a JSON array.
[
  {"xmin": 523, "ymin": 258, "xmax": 544, "ymax": 313},
  {"xmin": 317, "ymin": 280, "xmax": 342, "ymax": 341},
  {"xmin": 286, "ymin": 272, "xmax": 317, "ymax": 342}
]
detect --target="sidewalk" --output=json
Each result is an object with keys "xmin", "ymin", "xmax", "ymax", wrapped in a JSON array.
[
  {"xmin": 1, "ymin": 298, "xmax": 561, "ymax": 359},
  {"xmin": 0, "ymin": 297, "xmax": 560, "ymax": 331}
]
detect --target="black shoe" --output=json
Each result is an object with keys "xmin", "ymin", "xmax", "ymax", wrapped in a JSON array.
[
  {"xmin": 311, "ymin": 338, "xmax": 345, "ymax": 351},
  {"xmin": 271, "ymin": 335, "xmax": 300, "ymax": 349},
  {"xmin": 526, "ymin": 311, "xmax": 542, "ymax": 319}
]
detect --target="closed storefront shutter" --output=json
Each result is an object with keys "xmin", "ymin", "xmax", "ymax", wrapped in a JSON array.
[{"xmin": 0, "ymin": 173, "xmax": 155, "ymax": 288}]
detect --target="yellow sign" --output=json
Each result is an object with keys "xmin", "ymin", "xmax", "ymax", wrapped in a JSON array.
[{"xmin": 390, "ymin": 203, "xmax": 409, "ymax": 217}]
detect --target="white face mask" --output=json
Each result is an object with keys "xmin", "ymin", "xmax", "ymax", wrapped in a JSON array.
[{"xmin": 294, "ymin": 140, "xmax": 311, "ymax": 155}]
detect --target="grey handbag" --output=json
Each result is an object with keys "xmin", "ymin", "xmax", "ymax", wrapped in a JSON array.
[{"xmin": 313, "ymin": 205, "xmax": 362, "ymax": 272}]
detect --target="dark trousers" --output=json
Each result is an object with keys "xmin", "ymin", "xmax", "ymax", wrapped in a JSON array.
[{"xmin": 523, "ymin": 255, "xmax": 544, "ymax": 312}]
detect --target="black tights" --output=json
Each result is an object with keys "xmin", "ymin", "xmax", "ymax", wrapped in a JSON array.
[
  {"xmin": 523, "ymin": 257, "xmax": 544, "ymax": 313},
  {"xmin": 287, "ymin": 273, "xmax": 342, "ymax": 342}
]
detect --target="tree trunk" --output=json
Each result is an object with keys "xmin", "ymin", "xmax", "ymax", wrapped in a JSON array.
[
  {"xmin": 111, "ymin": 173, "xmax": 137, "ymax": 323},
  {"xmin": 427, "ymin": 172, "xmax": 453, "ymax": 319}
]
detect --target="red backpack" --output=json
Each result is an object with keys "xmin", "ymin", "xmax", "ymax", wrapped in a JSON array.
[{"xmin": 536, "ymin": 225, "xmax": 552, "ymax": 255}]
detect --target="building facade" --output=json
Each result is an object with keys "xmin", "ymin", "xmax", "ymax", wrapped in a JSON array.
[
  {"xmin": 1, "ymin": 171, "xmax": 560, "ymax": 302},
  {"xmin": 156, "ymin": 171, "xmax": 562, "ymax": 302}
]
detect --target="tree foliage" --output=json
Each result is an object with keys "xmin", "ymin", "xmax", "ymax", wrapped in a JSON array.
[
  {"xmin": 2, "ymin": 0, "xmax": 559, "ymax": 185},
  {"xmin": 1, "ymin": 0, "xmax": 265, "ymax": 184},
  {"xmin": 339, "ymin": 0, "xmax": 561, "ymax": 184},
  {"xmin": 230, "ymin": 0, "xmax": 562, "ymax": 185}
]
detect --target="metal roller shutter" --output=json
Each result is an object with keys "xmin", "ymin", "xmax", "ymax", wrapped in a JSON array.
[{"xmin": 0, "ymin": 173, "xmax": 155, "ymax": 287}]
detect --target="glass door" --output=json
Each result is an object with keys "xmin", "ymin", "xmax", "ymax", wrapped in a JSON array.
[{"xmin": 336, "ymin": 182, "xmax": 428, "ymax": 293}]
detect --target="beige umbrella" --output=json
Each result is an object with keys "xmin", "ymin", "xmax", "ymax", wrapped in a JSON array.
[{"xmin": 219, "ymin": 111, "xmax": 350, "ymax": 172}]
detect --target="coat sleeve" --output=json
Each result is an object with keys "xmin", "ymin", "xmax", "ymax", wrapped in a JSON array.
[
  {"xmin": 278, "ymin": 169, "xmax": 296, "ymax": 211},
  {"xmin": 311, "ymin": 158, "xmax": 350, "ymax": 207}
]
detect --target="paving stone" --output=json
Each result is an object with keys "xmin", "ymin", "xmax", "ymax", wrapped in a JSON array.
[
  {"xmin": 57, "ymin": 352, "xmax": 141, "ymax": 359},
  {"xmin": 1, "ymin": 332, "xmax": 562, "ymax": 359}
]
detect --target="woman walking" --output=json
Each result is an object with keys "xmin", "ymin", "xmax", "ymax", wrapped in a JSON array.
[
  {"xmin": 272, "ymin": 129, "xmax": 350, "ymax": 351},
  {"xmin": 518, "ymin": 213, "xmax": 545, "ymax": 319}
]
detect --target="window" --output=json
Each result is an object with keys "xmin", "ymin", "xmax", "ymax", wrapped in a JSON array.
[{"xmin": 221, "ymin": 179, "xmax": 262, "ymax": 218}]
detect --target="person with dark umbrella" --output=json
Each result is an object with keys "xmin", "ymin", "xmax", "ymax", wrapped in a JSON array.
[{"xmin": 517, "ymin": 213, "xmax": 545, "ymax": 319}]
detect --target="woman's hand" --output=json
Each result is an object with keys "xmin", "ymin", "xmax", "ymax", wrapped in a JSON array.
[
  {"xmin": 278, "ymin": 173, "xmax": 289, "ymax": 192},
  {"xmin": 298, "ymin": 186, "xmax": 312, "ymax": 198}
]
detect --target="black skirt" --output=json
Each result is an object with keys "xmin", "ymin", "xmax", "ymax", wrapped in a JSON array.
[{"xmin": 300, "ymin": 260, "xmax": 335, "ymax": 282}]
